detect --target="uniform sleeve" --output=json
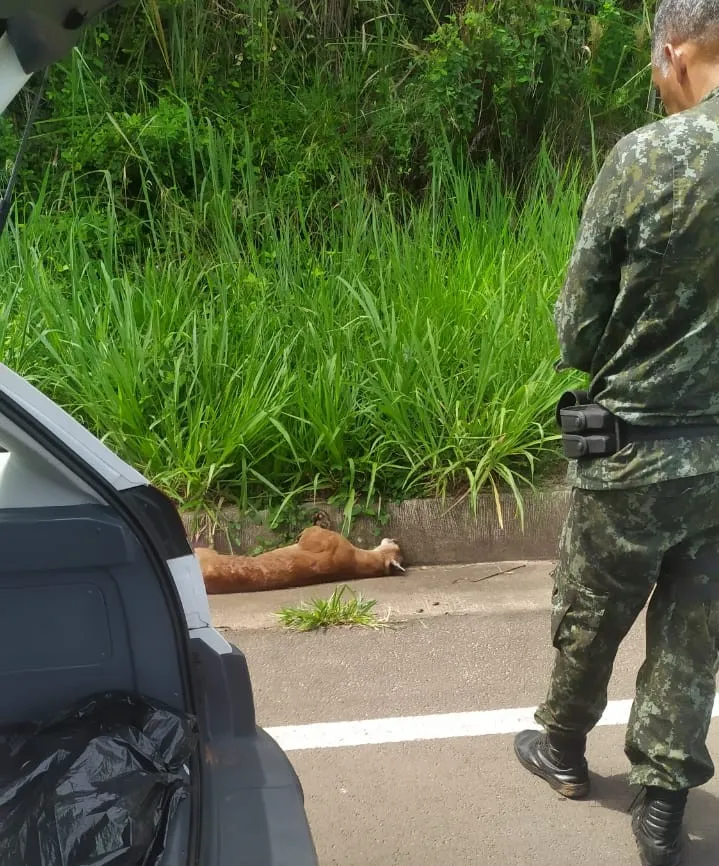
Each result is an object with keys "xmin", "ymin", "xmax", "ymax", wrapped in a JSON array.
[{"xmin": 554, "ymin": 144, "xmax": 628, "ymax": 374}]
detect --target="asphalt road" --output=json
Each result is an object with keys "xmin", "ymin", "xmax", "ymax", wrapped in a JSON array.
[{"xmin": 222, "ymin": 583, "xmax": 719, "ymax": 866}]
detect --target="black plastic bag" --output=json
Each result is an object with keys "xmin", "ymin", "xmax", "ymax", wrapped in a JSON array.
[{"xmin": 0, "ymin": 691, "xmax": 198, "ymax": 866}]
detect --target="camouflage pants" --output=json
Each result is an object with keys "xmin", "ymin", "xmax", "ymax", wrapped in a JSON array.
[{"xmin": 535, "ymin": 473, "xmax": 719, "ymax": 791}]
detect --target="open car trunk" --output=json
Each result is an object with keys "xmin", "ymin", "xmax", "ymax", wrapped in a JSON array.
[{"xmin": 0, "ymin": 363, "xmax": 318, "ymax": 866}]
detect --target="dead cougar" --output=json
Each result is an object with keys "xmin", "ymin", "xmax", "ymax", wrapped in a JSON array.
[{"xmin": 195, "ymin": 526, "xmax": 404, "ymax": 594}]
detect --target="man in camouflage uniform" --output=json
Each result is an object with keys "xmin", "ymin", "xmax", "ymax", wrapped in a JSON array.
[{"xmin": 513, "ymin": 2, "xmax": 719, "ymax": 864}]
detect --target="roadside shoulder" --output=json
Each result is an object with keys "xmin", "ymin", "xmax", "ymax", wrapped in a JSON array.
[{"xmin": 208, "ymin": 560, "xmax": 555, "ymax": 631}]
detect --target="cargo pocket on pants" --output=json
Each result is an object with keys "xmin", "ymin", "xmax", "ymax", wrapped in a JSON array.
[{"xmin": 550, "ymin": 582, "xmax": 611, "ymax": 653}]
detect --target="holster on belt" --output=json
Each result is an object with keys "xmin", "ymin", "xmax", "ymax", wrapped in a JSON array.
[{"xmin": 556, "ymin": 390, "xmax": 621, "ymax": 459}]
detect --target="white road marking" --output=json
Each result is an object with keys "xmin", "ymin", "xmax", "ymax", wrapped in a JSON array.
[{"xmin": 265, "ymin": 694, "xmax": 719, "ymax": 751}]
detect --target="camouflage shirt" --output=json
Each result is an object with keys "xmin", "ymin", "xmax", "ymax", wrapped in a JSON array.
[{"xmin": 554, "ymin": 84, "xmax": 719, "ymax": 490}]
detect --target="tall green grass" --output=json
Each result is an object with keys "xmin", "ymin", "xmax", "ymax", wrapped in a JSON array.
[{"xmin": 0, "ymin": 117, "xmax": 585, "ymax": 516}]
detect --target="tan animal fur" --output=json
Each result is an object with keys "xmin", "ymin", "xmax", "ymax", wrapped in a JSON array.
[{"xmin": 195, "ymin": 526, "xmax": 404, "ymax": 594}]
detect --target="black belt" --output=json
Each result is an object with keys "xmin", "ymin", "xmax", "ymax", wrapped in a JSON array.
[
  {"xmin": 556, "ymin": 390, "xmax": 719, "ymax": 459},
  {"xmin": 622, "ymin": 424, "xmax": 719, "ymax": 442}
]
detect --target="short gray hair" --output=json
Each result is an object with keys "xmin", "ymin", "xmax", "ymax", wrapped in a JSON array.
[{"xmin": 652, "ymin": 0, "xmax": 719, "ymax": 73}]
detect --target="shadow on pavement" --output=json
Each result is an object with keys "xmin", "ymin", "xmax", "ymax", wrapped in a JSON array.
[{"xmin": 591, "ymin": 772, "xmax": 719, "ymax": 865}]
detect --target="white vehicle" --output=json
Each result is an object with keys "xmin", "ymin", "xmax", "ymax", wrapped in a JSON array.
[{"xmin": 0, "ymin": 5, "xmax": 318, "ymax": 865}]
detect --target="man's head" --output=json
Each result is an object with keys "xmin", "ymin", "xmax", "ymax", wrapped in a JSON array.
[{"xmin": 652, "ymin": 0, "xmax": 719, "ymax": 115}]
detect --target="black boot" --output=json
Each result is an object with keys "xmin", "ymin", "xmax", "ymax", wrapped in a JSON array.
[
  {"xmin": 513, "ymin": 729, "xmax": 590, "ymax": 798},
  {"xmin": 631, "ymin": 785, "xmax": 687, "ymax": 866}
]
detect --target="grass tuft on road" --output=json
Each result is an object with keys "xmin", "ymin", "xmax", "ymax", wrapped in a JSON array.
[{"xmin": 276, "ymin": 585, "xmax": 384, "ymax": 632}]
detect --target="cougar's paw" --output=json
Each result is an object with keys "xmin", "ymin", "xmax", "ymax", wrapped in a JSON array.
[{"xmin": 379, "ymin": 538, "xmax": 404, "ymax": 573}]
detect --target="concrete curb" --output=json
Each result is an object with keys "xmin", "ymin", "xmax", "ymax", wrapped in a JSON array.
[{"xmin": 181, "ymin": 485, "xmax": 569, "ymax": 566}]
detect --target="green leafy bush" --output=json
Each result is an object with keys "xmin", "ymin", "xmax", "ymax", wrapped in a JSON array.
[{"xmin": 5, "ymin": 0, "xmax": 655, "ymax": 206}]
